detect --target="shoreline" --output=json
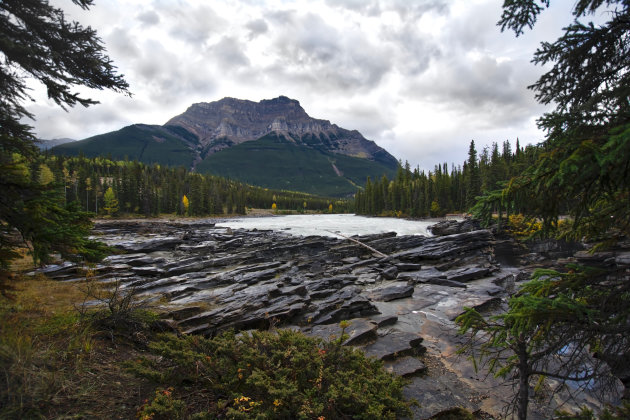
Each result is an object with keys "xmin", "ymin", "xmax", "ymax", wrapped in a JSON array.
[{"xmin": 92, "ymin": 211, "xmax": 466, "ymax": 225}]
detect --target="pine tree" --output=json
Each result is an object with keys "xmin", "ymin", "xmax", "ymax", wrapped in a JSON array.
[
  {"xmin": 0, "ymin": 0, "xmax": 128, "ymax": 271},
  {"xmin": 460, "ymin": 2, "xmax": 630, "ymax": 417},
  {"xmin": 465, "ymin": 140, "xmax": 481, "ymax": 209}
]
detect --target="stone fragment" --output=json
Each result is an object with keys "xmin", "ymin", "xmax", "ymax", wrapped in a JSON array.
[
  {"xmin": 168, "ymin": 306, "xmax": 203, "ymax": 320},
  {"xmin": 399, "ymin": 267, "xmax": 446, "ymax": 284},
  {"xmin": 372, "ymin": 314, "xmax": 398, "ymax": 327},
  {"xmin": 307, "ymin": 318, "xmax": 378, "ymax": 346},
  {"xmin": 368, "ymin": 283, "xmax": 414, "ymax": 302},
  {"xmin": 384, "ymin": 356, "xmax": 427, "ymax": 377},
  {"xmin": 117, "ymin": 237, "xmax": 183, "ymax": 252},
  {"xmin": 445, "ymin": 266, "xmax": 490, "ymax": 282},
  {"xmin": 381, "ymin": 265, "xmax": 399, "ymax": 280},
  {"xmin": 396, "ymin": 263, "xmax": 422, "ymax": 272},
  {"xmin": 361, "ymin": 331, "xmax": 424, "ymax": 360},
  {"xmin": 426, "ymin": 278, "xmax": 467, "ymax": 288}
]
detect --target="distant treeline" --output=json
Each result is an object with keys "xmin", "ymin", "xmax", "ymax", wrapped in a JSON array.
[
  {"xmin": 41, "ymin": 154, "xmax": 351, "ymax": 217},
  {"xmin": 354, "ymin": 139, "xmax": 543, "ymax": 217}
]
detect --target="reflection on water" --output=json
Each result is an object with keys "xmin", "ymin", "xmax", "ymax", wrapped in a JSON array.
[{"xmin": 216, "ymin": 214, "xmax": 436, "ymax": 237}]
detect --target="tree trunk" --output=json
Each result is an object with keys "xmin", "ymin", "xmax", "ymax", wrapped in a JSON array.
[{"xmin": 517, "ymin": 340, "xmax": 529, "ymax": 420}]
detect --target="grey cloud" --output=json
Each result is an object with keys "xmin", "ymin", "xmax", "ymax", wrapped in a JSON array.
[
  {"xmin": 210, "ymin": 36, "xmax": 251, "ymax": 69},
  {"xmin": 326, "ymin": 0, "xmax": 448, "ymax": 19},
  {"xmin": 265, "ymin": 11, "xmax": 392, "ymax": 92},
  {"xmin": 381, "ymin": 23, "xmax": 442, "ymax": 76},
  {"xmin": 28, "ymin": 99, "xmax": 135, "ymax": 140},
  {"xmin": 324, "ymin": 0, "xmax": 381, "ymax": 16},
  {"xmin": 409, "ymin": 54, "xmax": 541, "ymax": 128},
  {"xmin": 385, "ymin": 0, "xmax": 449, "ymax": 19},
  {"xmin": 107, "ymin": 27, "xmax": 141, "ymax": 60},
  {"xmin": 167, "ymin": 5, "xmax": 227, "ymax": 46},
  {"xmin": 137, "ymin": 10, "xmax": 160, "ymax": 26},
  {"xmin": 444, "ymin": 2, "xmax": 501, "ymax": 51},
  {"xmin": 123, "ymin": 40, "xmax": 216, "ymax": 104},
  {"xmin": 246, "ymin": 18, "xmax": 268, "ymax": 39},
  {"xmin": 328, "ymin": 103, "xmax": 395, "ymax": 141}
]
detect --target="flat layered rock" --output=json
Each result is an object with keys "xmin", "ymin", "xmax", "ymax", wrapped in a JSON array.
[
  {"xmin": 306, "ymin": 318, "xmax": 378, "ymax": 346},
  {"xmin": 309, "ymin": 291, "xmax": 380, "ymax": 325},
  {"xmin": 384, "ymin": 356, "xmax": 427, "ymax": 377},
  {"xmin": 398, "ymin": 267, "xmax": 446, "ymax": 284},
  {"xmin": 372, "ymin": 314, "xmax": 398, "ymax": 327},
  {"xmin": 426, "ymin": 278, "xmax": 467, "ymax": 288},
  {"xmin": 361, "ymin": 331, "xmax": 425, "ymax": 360},
  {"xmin": 445, "ymin": 266, "xmax": 490, "ymax": 282},
  {"xmin": 116, "ymin": 236, "xmax": 183, "ymax": 252},
  {"xmin": 380, "ymin": 265, "xmax": 399, "ymax": 280},
  {"xmin": 392, "ymin": 230, "xmax": 493, "ymax": 261},
  {"xmin": 367, "ymin": 283, "xmax": 414, "ymax": 302}
]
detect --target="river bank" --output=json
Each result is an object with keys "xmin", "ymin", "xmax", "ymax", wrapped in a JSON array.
[{"xmin": 36, "ymin": 217, "xmax": 624, "ymax": 418}]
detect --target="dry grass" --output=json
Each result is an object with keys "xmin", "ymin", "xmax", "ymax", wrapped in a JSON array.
[
  {"xmin": 0, "ymin": 274, "xmax": 153, "ymax": 419},
  {"xmin": 8, "ymin": 248, "xmax": 35, "ymax": 272}
]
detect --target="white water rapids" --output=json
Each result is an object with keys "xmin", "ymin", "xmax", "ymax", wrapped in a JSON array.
[{"xmin": 216, "ymin": 214, "xmax": 440, "ymax": 237}]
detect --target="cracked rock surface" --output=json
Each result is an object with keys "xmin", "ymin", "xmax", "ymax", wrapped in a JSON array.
[{"xmin": 36, "ymin": 218, "xmax": 616, "ymax": 419}]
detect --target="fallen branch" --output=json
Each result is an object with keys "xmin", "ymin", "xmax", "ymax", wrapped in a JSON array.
[{"xmin": 325, "ymin": 230, "xmax": 388, "ymax": 258}]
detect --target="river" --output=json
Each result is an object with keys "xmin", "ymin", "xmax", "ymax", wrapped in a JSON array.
[{"xmin": 216, "ymin": 214, "xmax": 441, "ymax": 237}]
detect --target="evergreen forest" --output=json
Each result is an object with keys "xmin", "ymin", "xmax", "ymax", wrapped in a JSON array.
[
  {"xmin": 354, "ymin": 139, "xmax": 541, "ymax": 219},
  {"xmin": 36, "ymin": 153, "xmax": 352, "ymax": 217}
]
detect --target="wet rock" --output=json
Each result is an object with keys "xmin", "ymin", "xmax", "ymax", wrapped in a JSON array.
[
  {"xmin": 176, "ymin": 241, "xmax": 218, "ymax": 252},
  {"xmin": 445, "ymin": 296, "xmax": 502, "ymax": 321},
  {"xmin": 102, "ymin": 253, "xmax": 147, "ymax": 263},
  {"xmin": 381, "ymin": 265, "xmax": 399, "ymax": 280},
  {"xmin": 404, "ymin": 375, "xmax": 478, "ymax": 419},
  {"xmin": 164, "ymin": 259, "xmax": 215, "ymax": 276},
  {"xmin": 168, "ymin": 306, "xmax": 203, "ymax": 320},
  {"xmin": 445, "ymin": 266, "xmax": 490, "ymax": 282},
  {"xmin": 396, "ymin": 263, "xmax": 422, "ymax": 272},
  {"xmin": 82, "ymin": 218, "xmax": 608, "ymax": 419},
  {"xmin": 368, "ymin": 283, "xmax": 414, "ymax": 302},
  {"xmin": 125, "ymin": 255, "xmax": 165, "ymax": 267},
  {"xmin": 94, "ymin": 263, "xmax": 133, "ymax": 273},
  {"xmin": 35, "ymin": 261, "xmax": 78, "ymax": 277},
  {"xmin": 306, "ymin": 318, "xmax": 378, "ymax": 345},
  {"xmin": 615, "ymin": 251, "xmax": 630, "ymax": 266},
  {"xmin": 306, "ymin": 276, "xmax": 357, "ymax": 292},
  {"xmin": 117, "ymin": 236, "xmax": 183, "ymax": 252},
  {"xmin": 428, "ymin": 218, "xmax": 480, "ymax": 236},
  {"xmin": 131, "ymin": 266, "xmax": 165, "ymax": 276},
  {"xmin": 273, "ymin": 284, "xmax": 307, "ymax": 297},
  {"xmin": 426, "ymin": 278, "xmax": 467, "ymax": 288},
  {"xmin": 309, "ymin": 287, "xmax": 380, "ymax": 325},
  {"xmin": 399, "ymin": 267, "xmax": 446, "ymax": 284},
  {"xmin": 384, "ymin": 356, "xmax": 427, "ymax": 377},
  {"xmin": 372, "ymin": 314, "xmax": 398, "ymax": 327},
  {"xmin": 392, "ymin": 230, "xmax": 493, "ymax": 262},
  {"xmin": 361, "ymin": 330, "xmax": 425, "ymax": 360}
]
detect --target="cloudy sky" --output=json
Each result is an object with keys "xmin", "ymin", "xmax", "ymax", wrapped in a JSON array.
[{"xmin": 28, "ymin": 0, "xmax": 584, "ymax": 171}]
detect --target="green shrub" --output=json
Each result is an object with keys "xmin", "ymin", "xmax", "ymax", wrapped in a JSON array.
[
  {"xmin": 137, "ymin": 387, "xmax": 186, "ymax": 420},
  {"xmin": 130, "ymin": 328, "xmax": 412, "ymax": 419},
  {"xmin": 556, "ymin": 403, "xmax": 630, "ymax": 420}
]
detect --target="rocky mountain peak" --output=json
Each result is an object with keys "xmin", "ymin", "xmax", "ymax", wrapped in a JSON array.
[
  {"xmin": 164, "ymin": 96, "xmax": 396, "ymax": 167},
  {"xmin": 166, "ymin": 96, "xmax": 317, "ymax": 144}
]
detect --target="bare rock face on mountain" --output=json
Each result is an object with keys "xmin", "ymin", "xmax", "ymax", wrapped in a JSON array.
[
  {"xmin": 52, "ymin": 96, "xmax": 399, "ymax": 196},
  {"xmin": 166, "ymin": 96, "xmax": 396, "ymax": 164}
]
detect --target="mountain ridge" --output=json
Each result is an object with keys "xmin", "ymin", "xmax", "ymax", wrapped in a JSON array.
[
  {"xmin": 165, "ymin": 96, "xmax": 397, "ymax": 168},
  {"xmin": 53, "ymin": 96, "xmax": 398, "ymax": 196}
]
